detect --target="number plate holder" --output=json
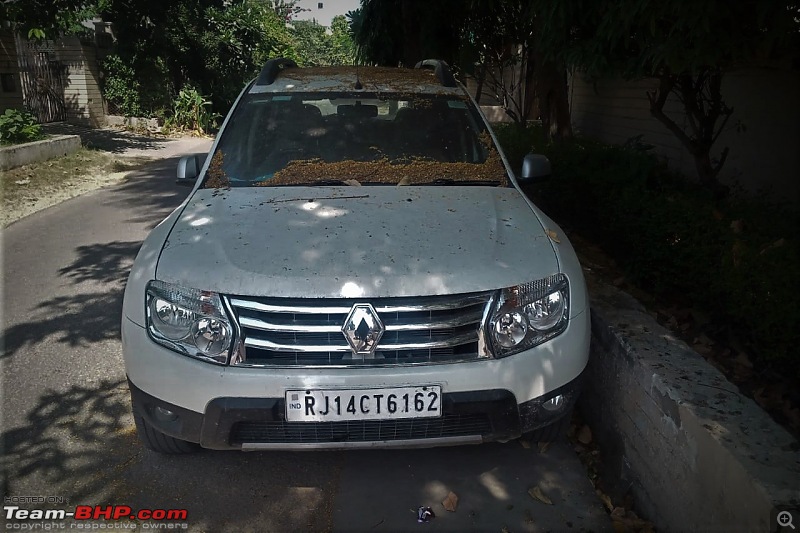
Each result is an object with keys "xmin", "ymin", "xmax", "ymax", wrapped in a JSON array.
[{"xmin": 285, "ymin": 386, "xmax": 442, "ymax": 422}]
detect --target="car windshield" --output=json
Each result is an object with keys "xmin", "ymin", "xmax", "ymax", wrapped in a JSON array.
[{"xmin": 203, "ymin": 92, "xmax": 508, "ymax": 188}]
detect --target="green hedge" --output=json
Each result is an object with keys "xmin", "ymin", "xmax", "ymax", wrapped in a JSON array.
[
  {"xmin": 494, "ymin": 124, "xmax": 800, "ymax": 376},
  {"xmin": 0, "ymin": 109, "xmax": 43, "ymax": 144}
]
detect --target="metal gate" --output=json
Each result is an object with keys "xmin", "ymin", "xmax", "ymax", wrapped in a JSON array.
[{"xmin": 14, "ymin": 34, "xmax": 67, "ymax": 123}]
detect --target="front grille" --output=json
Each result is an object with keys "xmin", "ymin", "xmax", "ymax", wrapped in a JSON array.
[
  {"xmin": 227, "ymin": 293, "xmax": 493, "ymax": 366},
  {"xmin": 230, "ymin": 414, "xmax": 492, "ymax": 444}
]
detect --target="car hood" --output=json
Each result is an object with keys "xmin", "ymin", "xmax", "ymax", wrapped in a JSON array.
[{"xmin": 157, "ymin": 186, "xmax": 559, "ymax": 298}]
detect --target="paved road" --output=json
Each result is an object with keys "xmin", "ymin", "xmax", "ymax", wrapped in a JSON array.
[{"xmin": 1, "ymin": 153, "xmax": 611, "ymax": 532}]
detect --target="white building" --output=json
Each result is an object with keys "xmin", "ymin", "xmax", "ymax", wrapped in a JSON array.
[{"xmin": 292, "ymin": 0, "xmax": 360, "ymax": 27}]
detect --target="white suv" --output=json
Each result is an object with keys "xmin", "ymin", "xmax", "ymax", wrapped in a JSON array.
[{"xmin": 121, "ymin": 59, "xmax": 589, "ymax": 453}]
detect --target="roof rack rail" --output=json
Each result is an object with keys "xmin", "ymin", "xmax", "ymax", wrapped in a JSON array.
[
  {"xmin": 256, "ymin": 58, "xmax": 298, "ymax": 85},
  {"xmin": 414, "ymin": 59, "xmax": 457, "ymax": 88}
]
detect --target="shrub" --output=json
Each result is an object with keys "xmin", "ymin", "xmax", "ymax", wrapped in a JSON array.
[
  {"xmin": 0, "ymin": 109, "xmax": 44, "ymax": 144},
  {"xmin": 494, "ymin": 124, "xmax": 800, "ymax": 376},
  {"xmin": 163, "ymin": 88, "xmax": 219, "ymax": 135},
  {"xmin": 101, "ymin": 54, "xmax": 172, "ymax": 118}
]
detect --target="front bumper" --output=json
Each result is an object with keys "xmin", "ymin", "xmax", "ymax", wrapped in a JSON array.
[{"xmin": 129, "ymin": 374, "xmax": 583, "ymax": 450}]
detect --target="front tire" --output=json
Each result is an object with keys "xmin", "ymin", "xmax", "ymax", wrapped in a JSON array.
[{"xmin": 134, "ymin": 414, "xmax": 199, "ymax": 454}]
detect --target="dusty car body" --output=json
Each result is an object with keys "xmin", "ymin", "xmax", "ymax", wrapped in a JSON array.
[{"xmin": 121, "ymin": 59, "xmax": 589, "ymax": 453}]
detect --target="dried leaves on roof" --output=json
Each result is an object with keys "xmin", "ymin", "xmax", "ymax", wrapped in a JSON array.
[{"xmin": 281, "ymin": 66, "xmax": 439, "ymax": 88}]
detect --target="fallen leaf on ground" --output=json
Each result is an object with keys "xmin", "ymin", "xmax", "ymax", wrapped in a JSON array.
[
  {"xmin": 545, "ymin": 229, "xmax": 561, "ymax": 243},
  {"xmin": 577, "ymin": 424, "xmax": 593, "ymax": 445},
  {"xmin": 528, "ymin": 486, "xmax": 553, "ymax": 505},
  {"xmin": 519, "ymin": 439, "xmax": 531, "ymax": 449},
  {"xmin": 442, "ymin": 491, "xmax": 458, "ymax": 512},
  {"xmin": 596, "ymin": 489, "xmax": 614, "ymax": 512},
  {"xmin": 537, "ymin": 441, "xmax": 551, "ymax": 454}
]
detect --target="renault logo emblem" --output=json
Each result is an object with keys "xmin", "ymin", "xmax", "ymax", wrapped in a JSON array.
[{"xmin": 342, "ymin": 303, "xmax": 384, "ymax": 355}]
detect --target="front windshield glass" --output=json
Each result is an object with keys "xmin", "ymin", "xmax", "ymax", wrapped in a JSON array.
[{"xmin": 203, "ymin": 92, "xmax": 508, "ymax": 188}]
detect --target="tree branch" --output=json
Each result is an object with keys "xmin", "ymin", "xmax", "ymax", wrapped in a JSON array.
[{"xmin": 648, "ymin": 76, "xmax": 696, "ymax": 154}]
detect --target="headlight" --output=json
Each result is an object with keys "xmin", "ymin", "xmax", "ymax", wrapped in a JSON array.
[
  {"xmin": 145, "ymin": 280, "xmax": 233, "ymax": 364},
  {"xmin": 487, "ymin": 274, "xmax": 569, "ymax": 358}
]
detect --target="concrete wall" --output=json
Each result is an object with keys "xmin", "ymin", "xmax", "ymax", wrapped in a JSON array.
[
  {"xmin": 569, "ymin": 67, "xmax": 800, "ymax": 203},
  {"xmin": 51, "ymin": 36, "xmax": 105, "ymax": 126},
  {"xmin": 0, "ymin": 134, "xmax": 81, "ymax": 170},
  {"xmin": 0, "ymin": 29, "xmax": 24, "ymax": 112},
  {"xmin": 581, "ymin": 279, "xmax": 800, "ymax": 532}
]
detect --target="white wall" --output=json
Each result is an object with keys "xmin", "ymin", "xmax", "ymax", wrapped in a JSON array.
[{"xmin": 293, "ymin": 0, "xmax": 360, "ymax": 27}]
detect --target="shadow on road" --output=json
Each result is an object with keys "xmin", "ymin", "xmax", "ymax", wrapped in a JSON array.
[
  {"xmin": 1, "ymin": 380, "xmax": 132, "ymax": 501},
  {"xmin": 2, "ymin": 237, "xmax": 142, "ymax": 361},
  {"xmin": 107, "ymin": 157, "xmax": 194, "ymax": 228},
  {"xmin": 41, "ymin": 123, "xmax": 168, "ymax": 155},
  {"xmin": 1, "ymin": 379, "xmax": 344, "ymax": 532},
  {"xmin": 58, "ymin": 241, "xmax": 143, "ymax": 285},
  {"xmin": 0, "ymin": 289, "xmax": 124, "ymax": 360}
]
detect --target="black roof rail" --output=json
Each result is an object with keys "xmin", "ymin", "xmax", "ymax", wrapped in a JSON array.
[
  {"xmin": 414, "ymin": 59, "xmax": 457, "ymax": 88},
  {"xmin": 256, "ymin": 58, "xmax": 298, "ymax": 85}
]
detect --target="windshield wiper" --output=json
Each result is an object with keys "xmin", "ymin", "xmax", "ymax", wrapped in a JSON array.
[
  {"xmin": 273, "ymin": 179, "xmax": 361, "ymax": 186},
  {"xmin": 419, "ymin": 178, "xmax": 503, "ymax": 186}
]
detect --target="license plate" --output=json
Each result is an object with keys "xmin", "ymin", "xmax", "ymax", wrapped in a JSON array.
[{"xmin": 285, "ymin": 386, "xmax": 442, "ymax": 422}]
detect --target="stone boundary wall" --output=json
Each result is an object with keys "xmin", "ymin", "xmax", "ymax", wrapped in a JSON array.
[
  {"xmin": 581, "ymin": 280, "xmax": 800, "ymax": 532},
  {"xmin": 0, "ymin": 135, "xmax": 81, "ymax": 170}
]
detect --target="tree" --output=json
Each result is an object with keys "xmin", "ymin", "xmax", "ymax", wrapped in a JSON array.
[
  {"xmin": 351, "ymin": 0, "xmax": 572, "ymax": 138},
  {"xmin": 290, "ymin": 16, "xmax": 355, "ymax": 66},
  {"xmin": 329, "ymin": 15, "xmax": 355, "ymax": 65},
  {"xmin": 462, "ymin": 0, "xmax": 571, "ymax": 137},
  {"xmin": 99, "ymin": 0, "xmax": 299, "ymax": 115},
  {"xmin": 291, "ymin": 20, "xmax": 331, "ymax": 66},
  {"xmin": 0, "ymin": 0, "xmax": 106, "ymax": 38},
  {"xmin": 350, "ymin": 0, "xmax": 468, "ymax": 67},
  {"xmin": 539, "ymin": 0, "xmax": 799, "ymax": 186}
]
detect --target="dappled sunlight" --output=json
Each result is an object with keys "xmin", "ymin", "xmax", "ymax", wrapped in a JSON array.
[
  {"xmin": 339, "ymin": 281, "xmax": 365, "ymax": 298},
  {"xmin": 189, "ymin": 216, "xmax": 212, "ymax": 227},
  {"xmin": 329, "ymin": 444, "xmax": 610, "ymax": 530},
  {"xmin": 422, "ymin": 479, "xmax": 450, "ymax": 500},
  {"xmin": 479, "ymin": 469, "xmax": 511, "ymax": 500},
  {"xmin": 2, "ymin": 380, "xmax": 344, "ymax": 532},
  {"xmin": 1, "ymin": 290, "xmax": 124, "ymax": 359}
]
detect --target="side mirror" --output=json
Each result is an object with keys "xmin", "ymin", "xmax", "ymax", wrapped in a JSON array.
[
  {"xmin": 176, "ymin": 153, "xmax": 206, "ymax": 186},
  {"xmin": 519, "ymin": 153, "xmax": 552, "ymax": 183}
]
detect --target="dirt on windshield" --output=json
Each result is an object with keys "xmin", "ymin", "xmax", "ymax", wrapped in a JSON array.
[{"xmin": 260, "ymin": 131, "xmax": 508, "ymax": 187}]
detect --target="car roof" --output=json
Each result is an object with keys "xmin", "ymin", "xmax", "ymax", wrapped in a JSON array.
[{"xmin": 249, "ymin": 66, "xmax": 465, "ymax": 96}]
